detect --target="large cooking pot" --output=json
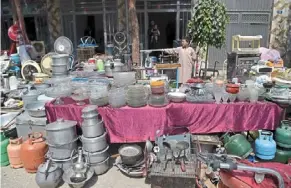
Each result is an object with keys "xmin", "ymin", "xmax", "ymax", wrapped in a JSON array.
[
  {"xmin": 50, "ymin": 154, "xmax": 78, "ymax": 171},
  {"xmin": 81, "ymin": 132, "xmax": 108, "ymax": 152},
  {"xmin": 46, "ymin": 119, "xmax": 77, "ymax": 145},
  {"xmin": 51, "ymin": 54, "xmax": 69, "ymax": 66},
  {"xmin": 118, "ymin": 144, "xmax": 143, "ymax": 165},
  {"xmin": 47, "ymin": 137, "xmax": 78, "ymax": 160},
  {"xmin": 104, "ymin": 59, "xmax": 124, "ymax": 77},
  {"xmin": 25, "ymin": 101, "xmax": 46, "ymax": 117},
  {"xmin": 90, "ymin": 157, "xmax": 110, "ymax": 175},
  {"xmin": 51, "ymin": 64, "xmax": 68, "ymax": 74},
  {"xmin": 84, "ymin": 145, "xmax": 109, "ymax": 164},
  {"xmin": 81, "ymin": 119, "xmax": 105, "ymax": 138}
]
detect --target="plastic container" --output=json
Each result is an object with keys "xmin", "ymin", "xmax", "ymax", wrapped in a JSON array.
[
  {"xmin": 7, "ymin": 137, "xmax": 23, "ymax": 168},
  {"xmin": 150, "ymin": 81, "xmax": 165, "ymax": 94}
]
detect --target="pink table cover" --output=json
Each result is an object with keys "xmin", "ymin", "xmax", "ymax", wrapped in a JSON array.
[{"xmin": 45, "ymin": 97, "xmax": 282, "ymax": 143}]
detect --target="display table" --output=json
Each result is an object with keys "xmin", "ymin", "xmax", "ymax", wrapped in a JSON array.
[{"xmin": 45, "ymin": 98, "xmax": 283, "ymax": 143}]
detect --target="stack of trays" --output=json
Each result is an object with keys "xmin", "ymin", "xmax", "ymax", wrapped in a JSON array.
[
  {"xmin": 51, "ymin": 54, "xmax": 69, "ymax": 78},
  {"xmin": 80, "ymin": 105, "xmax": 110, "ymax": 175},
  {"xmin": 126, "ymin": 85, "xmax": 148, "ymax": 108},
  {"xmin": 45, "ymin": 119, "xmax": 78, "ymax": 171}
]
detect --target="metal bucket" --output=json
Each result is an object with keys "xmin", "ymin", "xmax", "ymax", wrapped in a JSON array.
[
  {"xmin": 47, "ymin": 138, "xmax": 78, "ymax": 160},
  {"xmin": 81, "ymin": 119, "xmax": 105, "ymax": 138},
  {"xmin": 84, "ymin": 145, "xmax": 109, "ymax": 164},
  {"xmin": 81, "ymin": 132, "xmax": 108, "ymax": 152}
]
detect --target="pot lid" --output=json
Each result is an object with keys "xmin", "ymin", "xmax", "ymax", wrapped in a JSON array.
[
  {"xmin": 82, "ymin": 105, "xmax": 97, "ymax": 114},
  {"xmin": 46, "ymin": 119, "xmax": 76, "ymax": 131},
  {"xmin": 38, "ymin": 160, "xmax": 59, "ymax": 173}
]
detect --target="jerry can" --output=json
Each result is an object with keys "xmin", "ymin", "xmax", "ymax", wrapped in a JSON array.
[{"xmin": 255, "ymin": 130, "xmax": 276, "ymax": 160}]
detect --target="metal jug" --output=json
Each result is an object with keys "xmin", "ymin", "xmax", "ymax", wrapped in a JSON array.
[
  {"xmin": 255, "ymin": 130, "xmax": 276, "ymax": 160},
  {"xmin": 35, "ymin": 159, "xmax": 63, "ymax": 188},
  {"xmin": 70, "ymin": 147, "xmax": 89, "ymax": 183}
]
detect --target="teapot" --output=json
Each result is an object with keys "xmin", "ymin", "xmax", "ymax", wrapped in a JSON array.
[
  {"xmin": 35, "ymin": 159, "xmax": 63, "ymax": 188},
  {"xmin": 70, "ymin": 147, "xmax": 89, "ymax": 183}
]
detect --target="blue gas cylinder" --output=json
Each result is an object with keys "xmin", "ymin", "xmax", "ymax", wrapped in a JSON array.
[
  {"xmin": 255, "ymin": 130, "xmax": 276, "ymax": 160},
  {"xmin": 10, "ymin": 54, "xmax": 21, "ymax": 65}
]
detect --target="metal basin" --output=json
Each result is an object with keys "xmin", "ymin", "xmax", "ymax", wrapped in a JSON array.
[
  {"xmin": 62, "ymin": 166, "xmax": 94, "ymax": 188},
  {"xmin": 25, "ymin": 101, "xmax": 47, "ymax": 117},
  {"xmin": 90, "ymin": 157, "xmax": 110, "ymax": 175}
]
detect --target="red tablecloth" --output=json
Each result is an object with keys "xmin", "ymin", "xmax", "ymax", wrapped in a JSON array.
[{"xmin": 45, "ymin": 98, "xmax": 283, "ymax": 143}]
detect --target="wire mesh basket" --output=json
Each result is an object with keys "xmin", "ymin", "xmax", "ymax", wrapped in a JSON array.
[{"xmin": 77, "ymin": 47, "xmax": 95, "ymax": 63}]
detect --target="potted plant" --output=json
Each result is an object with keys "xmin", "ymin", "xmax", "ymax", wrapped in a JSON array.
[{"xmin": 187, "ymin": 0, "xmax": 229, "ymax": 78}]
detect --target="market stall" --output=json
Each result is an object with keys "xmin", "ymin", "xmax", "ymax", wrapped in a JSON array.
[{"xmin": 45, "ymin": 97, "xmax": 282, "ymax": 143}]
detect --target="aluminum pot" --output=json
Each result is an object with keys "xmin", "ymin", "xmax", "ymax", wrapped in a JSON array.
[
  {"xmin": 50, "ymin": 154, "xmax": 78, "ymax": 171},
  {"xmin": 84, "ymin": 145, "xmax": 109, "ymax": 164},
  {"xmin": 46, "ymin": 119, "xmax": 77, "ymax": 145},
  {"xmin": 90, "ymin": 157, "xmax": 110, "ymax": 175},
  {"xmin": 118, "ymin": 144, "xmax": 143, "ymax": 165},
  {"xmin": 22, "ymin": 90, "xmax": 40, "ymax": 107},
  {"xmin": 47, "ymin": 137, "xmax": 78, "ymax": 160},
  {"xmin": 51, "ymin": 64, "xmax": 68, "ymax": 73},
  {"xmin": 25, "ymin": 101, "xmax": 46, "ymax": 117},
  {"xmin": 81, "ymin": 119, "xmax": 105, "ymax": 138},
  {"xmin": 82, "ymin": 117, "xmax": 101, "ymax": 126},
  {"xmin": 81, "ymin": 132, "xmax": 108, "ymax": 152},
  {"xmin": 51, "ymin": 54, "xmax": 69, "ymax": 66},
  {"xmin": 81, "ymin": 105, "xmax": 98, "ymax": 118},
  {"xmin": 33, "ymin": 83, "xmax": 50, "ymax": 94}
]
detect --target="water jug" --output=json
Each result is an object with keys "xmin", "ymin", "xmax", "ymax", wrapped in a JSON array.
[
  {"xmin": 223, "ymin": 133, "xmax": 252, "ymax": 158},
  {"xmin": 7, "ymin": 137, "xmax": 23, "ymax": 168},
  {"xmin": 0, "ymin": 132, "xmax": 10, "ymax": 166},
  {"xmin": 275, "ymin": 120, "xmax": 291, "ymax": 148},
  {"xmin": 255, "ymin": 130, "xmax": 276, "ymax": 160},
  {"xmin": 20, "ymin": 132, "xmax": 48, "ymax": 173},
  {"xmin": 96, "ymin": 59, "xmax": 105, "ymax": 72}
]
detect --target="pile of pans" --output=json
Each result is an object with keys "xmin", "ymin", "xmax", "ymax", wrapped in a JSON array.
[
  {"xmin": 51, "ymin": 54, "xmax": 70, "ymax": 78},
  {"xmin": 80, "ymin": 105, "xmax": 110, "ymax": 175}
]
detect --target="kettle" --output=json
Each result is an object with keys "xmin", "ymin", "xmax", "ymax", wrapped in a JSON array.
[
  {"xmin": 35, "ymin": 159, "xmax": 63, "ymax": 188},
  {"xmin": 70, "ymin": 147, "xmax": 89, "ymax": 183}
]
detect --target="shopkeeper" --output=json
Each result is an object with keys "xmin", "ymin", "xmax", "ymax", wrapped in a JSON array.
[{"xmin": 163, "ymin": 37, "xmax": 197, "ymax": 84}]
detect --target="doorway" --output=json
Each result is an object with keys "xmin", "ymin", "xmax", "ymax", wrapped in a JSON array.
[
  {"xmin": 24, "ymin": 17, "xmax": 37, "ymax": 41},
  {"xmin": 148, "ymin": 12, "xmax": 176, "ymax": 49}
]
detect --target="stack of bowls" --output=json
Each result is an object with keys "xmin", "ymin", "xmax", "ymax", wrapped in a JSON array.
[
  {"xmin": 113, "ymin": 72, "xmax": 136, "ymax": 87},
  {"xmin": 51, "ymin": 54, "xmax": 69, "ymax": 78},
  {"xmin": 80, "ymin": 105, "xmax": 110, "ymax": 175},
  {"xmin": 108, "ymin": 88, "xmax": 126, "ymax": 108},
  {"xmin": 45, "ymin": 119, "xmax": 78, "ymax": 171},
  {"xmin": 126, "ymin": 85, "xmax": 148, "ymax": 108},
  {"xmin": 88, "ymin": 84, "xmax": 109, "ymax": 106},
  {"xmin": 149, "ymin": 80, "xmax": 168, "ymax": 107}
]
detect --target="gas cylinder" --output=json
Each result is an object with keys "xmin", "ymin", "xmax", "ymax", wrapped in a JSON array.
[
  {"xmin": 7, "ymin": 137, "xmax": 23, "ymax": 168},
  {"xmin": 255, "ymin": 130, "xmax": 276, "ymax": 160},
  {"xmin": 223, "ymin": 133, "xmax": 253, "ymax": 158},
  {"xmin": 20, "ymin": 132, "xmax": 48, "ymax": 173},
  {"xmin": 273, "ymin": 147, "xmax": 291, "ymax": 164},
  {"xmin": 0, "ymin": 132, "xmax": 10, "ymax": 166},
  {"xmin": 275, "ymin": 120, "xmax": 291, "ymax": 148}
]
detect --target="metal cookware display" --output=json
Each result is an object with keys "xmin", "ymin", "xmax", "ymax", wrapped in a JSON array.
[
  {"xmin": 51, "ymin": 54, "xmax": 69, "ymax": 66},
  {"xmin": 46, "ymin": 119, "xmax": 77, "ymax": 145},
  {"xmin": 25, "ymin": 101, "xmax": 46, "ymax": 117},
  {"xmin": 47, "ymin": 137, "xmax": 78, "ymax": 160},
  {"xmin": 82, "ymin": 117, "xmax": 101, "ymax": 126},
  {"xmin": 81, "ymin": 119, "xmax": 104, "ymax": 138},
  {"xmin": 81, "ymin": 132, "xmax": 108, "ymax": 152},
  {"xmin": 90, "ymin": 157, "xmax": 110, "ymax": 175},
  {"xmin": 22, "ymin": 90, "xmax": 40, "ymax": 107},
  {"xmin": 81, "ymin": 105, "xmax": 98, "ymax": 118},
  {"xmin": 50, "ymin": 154, "xmax": 78, "ymax": 171},
  {"xmin": 118, "ymin": 144, "xmax": 143, "ymax": 165},
  {"xmin": 84, "ymin": 145, "xmax": 109, "ymax": 164},
  {"xmin": 35, "ymin": 159, "xmax": 63, "ymax": 188},
  {"xmin": 51, "ymin": 64, "xmax": 68, "ymax": 74}
]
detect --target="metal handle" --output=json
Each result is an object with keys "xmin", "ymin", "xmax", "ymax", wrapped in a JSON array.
[{"xmin": 70, "ymin": 149, "xmax": 77, "ymax": 167}]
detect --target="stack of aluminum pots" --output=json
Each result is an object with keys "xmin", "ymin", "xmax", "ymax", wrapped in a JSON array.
[
  {"xmin": 45, "ymin": 119, "xmax": 78, "ymax": 171},
  {"xmin": 80, "ymin": 105, "xmax": 110, "ymax": 175},
  {"xmin": 51, "ymin": 54, "xmax": 69, "ymax": 78}
]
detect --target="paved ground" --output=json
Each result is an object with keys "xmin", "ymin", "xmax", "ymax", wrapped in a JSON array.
[{"xmin": 1, "ymin": 158, "xmax": 150, "ymax": 188}]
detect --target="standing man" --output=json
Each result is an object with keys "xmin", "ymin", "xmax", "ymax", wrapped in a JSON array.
[{"xmin": 163, "ymin": 37, "xmax": 197, "ymax": 84}]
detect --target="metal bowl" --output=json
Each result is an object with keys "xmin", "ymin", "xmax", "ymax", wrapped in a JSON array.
[
  {"xmin": 62, "ymin": 166, "xmax": 94, "ymax": 188},
  {"xmin": 25, "ymin": 101, "xmax": 47, "ymax": 117},
  {"xmin": 118, "ymin": 144, "xmax": 143, "ymax": 165}
]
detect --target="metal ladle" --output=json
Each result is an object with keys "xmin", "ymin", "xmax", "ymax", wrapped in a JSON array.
[{"xmin": 176, "ymin": 141, "xmax": 190, "ymax": 172}]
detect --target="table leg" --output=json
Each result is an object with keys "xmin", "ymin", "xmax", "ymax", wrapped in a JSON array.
[{"xmin": 176, "ymin": 68, "xmax": 179, "ymax": 89}]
